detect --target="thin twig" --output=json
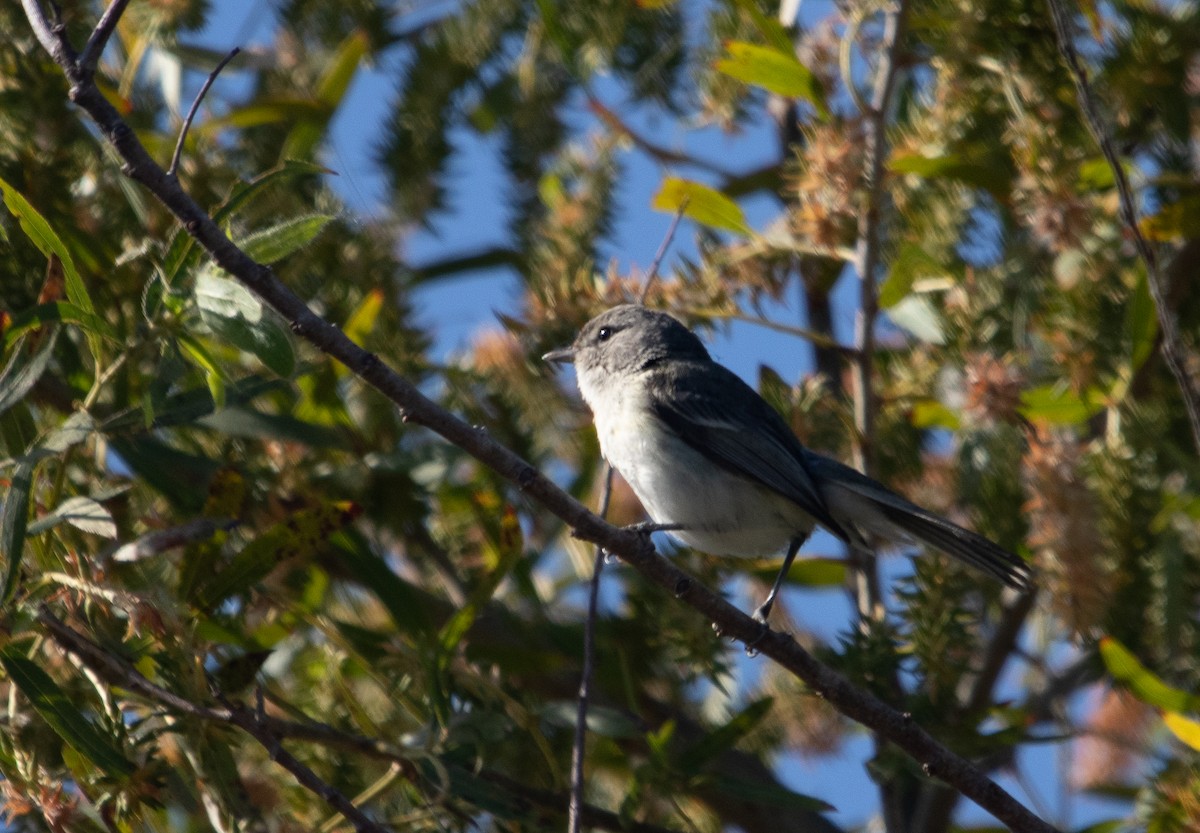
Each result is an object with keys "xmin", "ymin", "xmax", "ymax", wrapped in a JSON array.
[
  {"xmin": 568, "ymin": 464, "xmax": 614, "ymax": 833},
  {"xmin": 1044, "ymin": 0, "xmax": 1200, "ymax": 457},
  {"xmin": 639, "ymin": 205, "xmax": 687, "ymax": 304},
  {"xmin": 168, "ymin": 47, "xmax": 241, "ymax": 178},
  {"xmin": 78, "ymin": 0, "xmax": 132, "ymax": 75},
  {"xmin": 18, "ymin": 3, "xmax": 1059, "ymax": 828}
]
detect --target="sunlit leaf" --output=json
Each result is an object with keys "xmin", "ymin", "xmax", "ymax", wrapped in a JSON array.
[
  {"xmin": 1163, "ymin": 711, "xmax": 1200, "ymax": 751},
  {"xmin": 715, "ymin": 41, "xmax": 828, "ymax": 118},
  {"xmin": 1099, "ymin": 636, "xmax": 1198, "ymax": 713},
  {"xmin": 652, "ymin": 176, "xmax": 750, "ymax": 236},
  {"xmin": 1019, "ymin": 385, "xmax": 1105, "ymax": 426},
  {"xmin": 194, "ymin": 271, "xmax": 296, "ymax": 377}
]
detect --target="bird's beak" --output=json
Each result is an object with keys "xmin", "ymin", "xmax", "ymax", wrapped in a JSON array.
[{"xmin": 542, "ymin": 347, "xmax": 575, "ymax": 365}]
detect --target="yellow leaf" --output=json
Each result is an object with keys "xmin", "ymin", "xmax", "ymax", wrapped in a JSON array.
[
  {"xmin": 1163, "ymin": 711, "xmax": 1200, "ymax": 751},
  {"xmin": 652, "ymin": 177, "xmax": 750, "ymax": 236}
]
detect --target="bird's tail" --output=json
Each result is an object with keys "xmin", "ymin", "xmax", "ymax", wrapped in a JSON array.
[{"xmin": 806, "ymin": 453, "xmax": 1033, "ymax": 590}]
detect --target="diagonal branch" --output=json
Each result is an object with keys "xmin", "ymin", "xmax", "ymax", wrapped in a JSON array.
[
  {"xmin": 78, "ymin": 0, "xmax": 132, "ymax": 75},
  {"xmin": 1044, "ymin": 0, "xmax": 1200, "ymax": 457},
  {"xmin": 37, "ymin": 607, "xmax": 678, "ymax": 833},
  {"xmin": 18, "ymin": 3, "xmax": 1056, "ymax": 830}
]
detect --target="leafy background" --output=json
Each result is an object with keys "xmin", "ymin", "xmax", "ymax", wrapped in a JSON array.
[{"xmin": 2, "ymin": 0, "xmax": 1200, "ymax": 831}]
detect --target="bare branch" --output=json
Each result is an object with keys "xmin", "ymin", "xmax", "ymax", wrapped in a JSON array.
[
  {"xmin": 640, "ymin": 203, "xmax": 687, "ymax": 304},
  {"xmin": 569, "ymin": 464, "xmax": 614, "ymax": 833},
  {"xmin": 1045, "ymin": 0, "xmax": 1200, "ymax": 457},
  {"xmin": 17, "ymin": 6, "xmax": 1058, "ymax": 830},
  {"xmin": 168, "ymin": 47, "xmax": 241, "ymax": 178},
  {"xmin": 78, "ymin": 0, "xmax": 132, "ymax": 75}
]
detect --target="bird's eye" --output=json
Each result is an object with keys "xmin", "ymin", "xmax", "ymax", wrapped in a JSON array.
[{"xmin": 597, "ymin": 326, "xmax": 612, "ymax": 342}]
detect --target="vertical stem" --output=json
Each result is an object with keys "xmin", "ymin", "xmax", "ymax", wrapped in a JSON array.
[
  {"xmin": 850, "ymin": 0, "xmax": 910, "ymax": 629},
  {"xmin": 568, "ymin": 465, "xmax": 614, "ymax": 833}
]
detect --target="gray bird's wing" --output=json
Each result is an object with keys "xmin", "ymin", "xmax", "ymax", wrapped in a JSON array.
[{"xmin": 647, "ymin": 361, "xmax": 851, "ymax": 540}]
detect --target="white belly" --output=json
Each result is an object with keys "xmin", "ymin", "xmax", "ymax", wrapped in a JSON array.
[{"xmin": 590, "ymin": 389, "xmax": 812, "ymax": 557}]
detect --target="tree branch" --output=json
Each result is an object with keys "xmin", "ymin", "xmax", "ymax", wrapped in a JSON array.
[
  {"xmin": 1044, "ymin": 0, "xmax": 1200, "ymax": 457},
  {"xmin": 78, "ymin": 0, "xmax": 131, "ymax": 75},
  {"xmin": 37, "ymin": 607, "xmax": 677, "ymax": 833},
  {"xmin": 18, "ymin": 3, "xmax": 1056, "ymax": 830}
]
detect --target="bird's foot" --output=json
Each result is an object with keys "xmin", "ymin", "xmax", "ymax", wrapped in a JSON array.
[{"xmin": 623, "ymin": 521, "xmax": 684, "ymax": 537}]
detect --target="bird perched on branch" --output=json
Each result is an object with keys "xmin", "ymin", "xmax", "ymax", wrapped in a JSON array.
[{"xmin": 545, "ymin": 304, "xmax": 1032, "ymax": 623}]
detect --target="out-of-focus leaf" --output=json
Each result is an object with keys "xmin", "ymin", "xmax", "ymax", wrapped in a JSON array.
[
  {"xmin": 0, "ymin": 462, "xmax": 34, "ymax": 602},
  {"xmin": 1163, "ymin": 711, "xmax": 1200, "ymax": 751},
  {"xmin": 194, "ymin": 271, "xmax": 296, "ymax": 377},
  {"xmin": 200, "ymin": 408, "xmax": 348, "ymax": 449},
  {"xmin": 889, "ymin": 150, "xmax": 1009, "ymax": 196},
  {"xmin": 652, "ymin": 177, "xmax": 750, "ymax": 236},
  {"xmin": 1125, "ymin": 270, "xmax": 1159, "ymax": 372},
  {"xmin": 715, "ymin": 42, "xmax": 828, "ymax": 118},
  {"xmin": 177, "ymin": 332, "xmax": 228, "ymax": 408},
  {"xmin": 192, "ymin": 502, "xmax": 361, "ymax": 610},
  {"xmin": 678, "ymin": 698, "xmax": 773, "ymax": 771},
  {"xmin": 708, "ymin": 773, "xmax": 835, "ymax": 812},
  {"xmin": 282, "ymin": 30, "xmax": 369, "ymax": 159},
  {"xmin": 880, "ymin": 244, "xmax": 949, "ymax": 309},
  {"xmin": 107, "ymin": 436, "xmax": 219, "ymax": 512},
  {"xmin": 1099, "ymin": 636, "xmax": 1198, "ymax": 712},
  {"xmin": 3, "ymin": 302, "xmax": 119, "ymax": 350},
  {"xmin": 1019, "ymin": 385, "xmax": 1105, "ymax": 425},
  {"xmin": 1140, "ymin": 194, "xmax": 1200, "ymax": 242},
  {"xmin": 28, "ymin": 496, "xmax": 116, "ymax": 539},
  {"xmin": 748, "ymin": 555, "xmax": 845, "ymax": 587},
  {"xmin": 540, "ymin": 702, "xmax": 642, "ymax": 738},
  {"xmin": 731, "ymin": 0, "xmax": 793, "ymax": 52},
  {"xmin": 886, "ymin": 295, "xmax": 945, "ymax": 344},
  {"xmin": 344, "ymin": 288, "xmax": 385, "ymax": 347},
  {"xmin": 235, "ymin": 214, "xmax": 334, "ymax": 265},
  {"xmin": 333, "ymin": 529, "xmax": 434, "ymax": 635},
  {"xmin": 0, "ymin": 650, "xmax": 136, "ymax": 778},
  {"xmin": 911, "ymin": 400, "xmax": 962, "ymax": 430},
  {"xmin": 0, "ymin": 329, "xmax": 60, "ymax": 418}
]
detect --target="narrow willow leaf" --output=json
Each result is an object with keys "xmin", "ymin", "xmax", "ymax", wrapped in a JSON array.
[{"xmin": 0, "ymin": 650, "xmax": 136, "ymax": 778}]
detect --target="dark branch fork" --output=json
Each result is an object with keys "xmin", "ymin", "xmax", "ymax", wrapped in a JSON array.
[{"xmin": 16, "ymin": 2, "xmax": 1057, "ymax": 831}]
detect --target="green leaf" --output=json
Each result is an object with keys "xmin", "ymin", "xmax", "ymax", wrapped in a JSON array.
[
  {"xmin": 540, "ymin": 702, "xmax": 642, "ymax": 738},
  {"xmin": 715, "ymin": 42, "xmax": 828, "ymax": 118},
  {"xmin": 236, "ymin": 214, "xmax": 334, "ymax": 265},
  {"xmin": 880, "ymin": 243, "xmax": 948, "ymax": 309},
  {"xmin": 0, "ymin": 649, "xmax": 136, "ymax": 778},
  {"xmin": 0, "ymin": 462, "xmax": 34, "ymax": 602},
  {"xmin": 678, "ymin": 698, "xmax": 774, "ymax": 771},
  {"xmin": 0, "ymin": 329, "xmax": 61, "ymax": 418},
  {"xmin": 333, "ymin": 529, "xmax": 433, "ymax": 634},
  {"xmin": 889, "ymin": 150, "xmax": 1009, "ymax": 196},
  {"xmin": 731, "ymin": 0, "xmax": 794, "ymax": 52},
  {"xmin": 28, "ymin": 496, "xmax": 117, "ymax": 539},
  {"xmin": 1125, "ymin": 270, "xmax": 1159, "ymax": 371},
  {"xmin": 652, "ymin": 176, "xmax": 750, "ymax": 236},
  {"xmin": 749, "ymin": 555, "xmax": 845, "ymax": 587},
  {"xmin": 708, "ymin": 773, "xmax": 835, "ymax": 812},
  {"xmin": 194, "ymin": 271, "xmax": 296, "ymax": 377},
  {"xmin": 0, "ymin": 176, "xmax": 95, "ymax": 317},
  {"xmin": 911, "ymin": 400, "xmax": 962, "ymax": 430},
  {"xmin": 160, "ymin": 160, "xmax": 331, "ymax": 288},
  {"xmin": 282, "ymin": 30, "xmax": 369, "ymax": 159},
  {"xmin": 3, "ymin": 302, "xmax": 119, "ymax": 351},
  {"xmin": 1099, "ymin": 636, "xmax": 1198, "ymax": 712},
  {"xmin": 177, "ymin": 332, "xmax": 228, "ymax": 408},
  {"xmin": 1019, "ymin": 385, "xmax": 1105, "ymax": 425}
]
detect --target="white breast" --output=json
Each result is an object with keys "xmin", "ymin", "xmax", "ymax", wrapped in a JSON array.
[{"xmin": 578, "ymin": 374, "xmax": 811, "ymax": 557}]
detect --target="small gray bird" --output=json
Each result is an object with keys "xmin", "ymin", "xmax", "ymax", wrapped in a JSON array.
[{"xmin": 544, "ymin": 304, "xmax": 1031, "ymax": 623}]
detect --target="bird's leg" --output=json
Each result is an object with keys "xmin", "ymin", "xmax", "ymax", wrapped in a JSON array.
[{"xmin": 752, "ymin": 536, "xmax": 805, "ymax": 625}]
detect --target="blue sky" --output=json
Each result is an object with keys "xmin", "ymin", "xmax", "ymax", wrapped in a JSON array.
[{"xmin": 185, "ymin": 3, "xmax": 1124, "ymax": 830}]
